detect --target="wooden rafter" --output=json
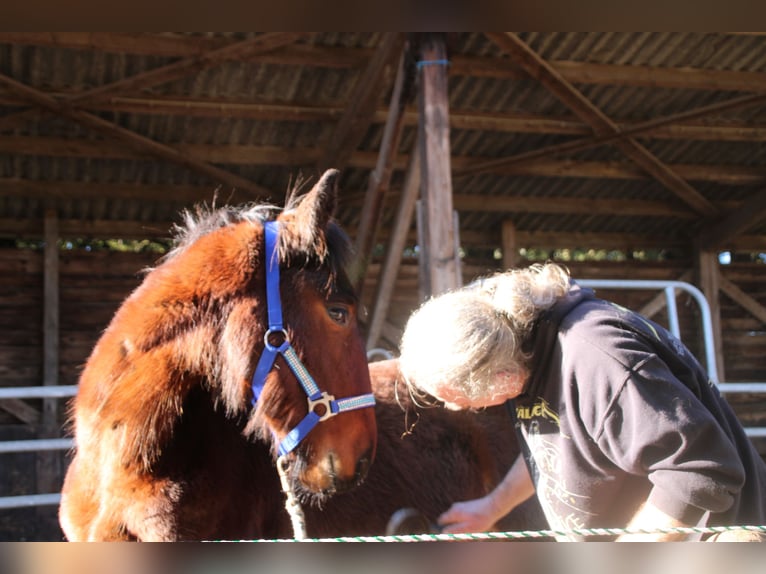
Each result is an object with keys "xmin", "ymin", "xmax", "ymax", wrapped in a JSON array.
[
  {"xmin": 0, "ymin": 33, "xmax": 308, "ymax": 133},
  {"xmin": 3, "ymin": 33, "xmax": 766, "ymax": 92},
  {"xmin": 352, "ymin": 44, "xmax": 411, "ymax": 293},
  {"xmin": 0, "ymin": 73, "xmax": 272, "ymax": 199},
  {"xmin": 366, "ymin": 146, "xmax": 421, "ymax": 348},
  {"xmin": 0, "ymin": 178, "xmax": 741, "ymax": 217},
  {"xmin": 317, "ymin": 33, "xmax": 403, "ymax": 173},
  {"xmin": 455, "ymin": 92, "xmax": 766, "ymax": 178},
  {"xmin": 3, "ymin": 137, "xmax": 766, "ymax": 186},
  {"xmin": 485, "ymin": 32, "xmax": 720, "ymax": 218},
  {"xmin": 699, "ymin": 189, "xmax": 766, "ymax": 250},
  {"xmin": 3, "ymin": 94, "xmax": 765, "ymax": 143}
]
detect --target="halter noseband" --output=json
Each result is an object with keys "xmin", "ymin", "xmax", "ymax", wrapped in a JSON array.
[{"xmin": 250, "ymin": 220, "xmax": 376, "ymax": 457}]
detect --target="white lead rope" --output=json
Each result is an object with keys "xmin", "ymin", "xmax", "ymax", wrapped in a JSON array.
[{"xmin": 277, "ymin": 455, "xmax": 307, "ymax": 540}]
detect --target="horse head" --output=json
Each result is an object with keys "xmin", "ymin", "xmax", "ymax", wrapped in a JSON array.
[
  {"xmin": 243, "ymin": 169, "xmax": 377, "ymax": 494},
  {"xmin": 69, "ymin": 169, "xmax": 376, "ymax": 505}
]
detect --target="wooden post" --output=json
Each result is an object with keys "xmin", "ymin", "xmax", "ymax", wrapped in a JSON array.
[
  {"xmin": 366, "ymin": 146, "xmax": 420, "ymax": 349},
  {"xmin": 417, "ymin": 33, "xmax": 459, "ymax": 297},
  {"xmin": 501, "ymin": 219, "xmax": 519, "ymax": 269},
  {"xmin": 352, "ymin": 44, "xmax": 410, "ymax": 296},
  {"xmin": 37, "ymin": 208, "xmax": 61, "ymax": 501},
  {"xmin": 695, "ymin": 250, "xmax": 725, "ymax": 382}
]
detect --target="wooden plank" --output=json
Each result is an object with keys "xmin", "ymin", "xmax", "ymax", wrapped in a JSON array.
[
  {"xmin": 0, "ymin": 399, "xmax": 40, "ymax": 424},
  {"xmin": 42, "ymin": 209, "xmax": 60, "ymax": 400},
  {"xmin": 719, "ymin": 275, "xmax": 766, "ymax": 325},
  {"xmin": 0, "ymin": 73, "xmax": 274, "ymax": 201},
  {"xmin": 76, "ymin": 33, "xmax": 309, "ymax": 106},
  {"xmin": 0, "ymin": 32, "xmax": 229, "ymax": 57},
  {"xmin": 485, "ymin": 32, "xmax": 720, "ymax": 219},
  {"xmin": 549, "ymin": 60, "xmax": 766, "ymax": 93},
  {"xmin": 452, "ymin": 193, "xmax": 703, "ymax": 218},
  {"xmin": 501, "ymin": 220, "xmax": 519, "ymax": 269},
  {"xmin": 699, "ymin": 188, "xmax": 766, "ymax": 250},
  {"xmin": 417, "ymin": 34, "xmax": 459, "ymax": 297},
  {"xmin": 318, "ymin": 33, "xmax": 402, "ymax": 172},
  {"xmin": 4, "ymin": 92, "xmax": 765, "ymax": 143},
  {"xmin": 4, "ymin": 34, "xmax": 766, "ymax": 92},
  {"xmin": 37, "ymin": 209, "xmax": 61, "ymax": 499},
  {"xmin": 455, "ymin": 92, "xmax": 766, "ymax": 177},
  {"xmin": 0, "ymin": 33, "xmax": 308, "ymax": 133},
  {"xmin": 352, "ymin": 45, "xmax": 410, "ymax": 294},
  {"xmin": 366, "ymin": 147, "xmax": 420, "ymax": 348},
  {"xmin": 4, "ymin": 136, "xmax": 766, "ymax": 186}
]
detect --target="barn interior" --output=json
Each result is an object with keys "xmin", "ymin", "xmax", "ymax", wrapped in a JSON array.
[{"xmin": 0, "ymin": 32, "xmax": 765, "ymax": 540}]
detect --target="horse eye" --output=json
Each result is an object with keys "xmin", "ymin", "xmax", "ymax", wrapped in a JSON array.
[{"xmin": 327, "ymin": 305, "xmax": 350, "ymax": 326}]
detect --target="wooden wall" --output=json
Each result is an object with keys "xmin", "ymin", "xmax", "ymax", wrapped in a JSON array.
[
  {"xmin": 0, "ymin": 246, "xmax": 764, "ymax": 540},
  {"xmin": 0, "ymin": 246, "xmax": 764, "ymax": 450}
]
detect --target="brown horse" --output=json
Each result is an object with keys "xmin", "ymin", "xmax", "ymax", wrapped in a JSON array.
[
  {"xmin": 59, "ymin": 169, "xmax": 377, "ymax": 541},
  {"xmin": 285, "ymin": 358, "xmax": 547, "ymax": 539}
]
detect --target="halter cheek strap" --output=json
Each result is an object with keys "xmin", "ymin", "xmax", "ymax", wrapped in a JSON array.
[{"xmin": 250, "ymin": 220, "xmax": 376, "ymax": 457}]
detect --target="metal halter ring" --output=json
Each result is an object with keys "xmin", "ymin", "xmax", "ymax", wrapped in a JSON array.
[{"xmin": 263, "ymin": 328, "xmax": 289, "ymax": 351}]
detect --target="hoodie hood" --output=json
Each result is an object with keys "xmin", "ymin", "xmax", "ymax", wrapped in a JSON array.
[{"xmin": 521, "ymin": 280, "xmax": 595, "ymax": 398}]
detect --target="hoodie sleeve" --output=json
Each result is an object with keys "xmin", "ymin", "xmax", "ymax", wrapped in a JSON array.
[{"xmin": 593, "ymin": 353, "xmax": 745, "ymax": 525}]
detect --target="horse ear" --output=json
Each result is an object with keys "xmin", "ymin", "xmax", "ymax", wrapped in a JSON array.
[
  {"xmin": 297, "ymin": 168, "xmax": 339, "ymax": 229},
  {"xmin": 282, "ymin": 169, "xmax": 339, "ymax": 259}
]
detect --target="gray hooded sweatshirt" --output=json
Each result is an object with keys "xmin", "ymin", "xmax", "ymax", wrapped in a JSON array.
[{"xmin": 508, "ymin": 282, "xmax": 766, "ymax": 539}]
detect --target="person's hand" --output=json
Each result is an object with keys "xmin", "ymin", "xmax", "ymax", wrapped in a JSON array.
[{"xmin": 437, "ymin": 496, "xmax": 500, "ymax": 534}]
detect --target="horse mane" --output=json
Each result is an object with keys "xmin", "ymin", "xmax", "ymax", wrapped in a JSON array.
[{"xmin": 164, "ymin": 203, "xmax": 277, "ymax": 262}]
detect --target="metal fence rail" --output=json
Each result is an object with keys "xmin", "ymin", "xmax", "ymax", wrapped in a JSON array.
[{"xmin": 1, "ymin": 280, "xmax": 764, "ymax": 509}]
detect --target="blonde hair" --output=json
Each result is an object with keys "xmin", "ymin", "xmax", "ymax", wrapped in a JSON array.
[{"xmin": 399, "ymin": 263, "xmax": 570, "ymax": 403}]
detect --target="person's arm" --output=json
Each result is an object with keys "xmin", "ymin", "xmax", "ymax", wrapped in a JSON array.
[
  {"xmin": 615, "ymin": 499, "xmax": 691, "ymax": 542},
  {"xmin": 437, "ymin": 455, "xmax": 535, "ymax": 534}
]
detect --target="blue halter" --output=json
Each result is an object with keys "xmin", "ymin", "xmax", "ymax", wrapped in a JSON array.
[{"xmin": 250, "ymin": 220, "xmax": 376, "ymax": 457}]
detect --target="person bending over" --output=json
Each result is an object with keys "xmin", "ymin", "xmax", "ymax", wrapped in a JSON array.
[{"xmin": 398, "ymin": 263, "xmax": 766, "ymax": 541}]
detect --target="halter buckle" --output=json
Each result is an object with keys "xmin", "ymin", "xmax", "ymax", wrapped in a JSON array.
[{"xmin": 308, "ymin": 392, "xmax": 336, "ymax": 422}]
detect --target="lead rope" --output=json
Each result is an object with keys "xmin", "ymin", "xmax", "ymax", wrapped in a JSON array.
[{"xmin": 277, "ymin": 455, "xmax": 307, "ymax": 540}]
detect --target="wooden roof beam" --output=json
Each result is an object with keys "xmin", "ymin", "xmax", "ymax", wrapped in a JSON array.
[
  {"xmin": 0, "ymin": 73, "xmax": 273, "ymax": 200},
  {"xmin": 4, "ymin": 33, "xmax": 766, "ymax": 92},
  {"xmin": 0, "ymin": 33, "xmax": 308, "ymax": 134},
  {"xmin": 74, "ymin": 33, "xmax": 309, "ymax": 106},
  {"xmin": 698, "ymin": 188, "xmax": 766, "ymax": 250},
  {"xmin": 0, "ymin": 177, "xmax": 739, "ymax": 218},
  {"xmin": 352, "ymin": 44, "xmax": 411, "ymax": 293},
  {"xmin": 4, "ymin": 93, "xmax": 765, "ymax": 143},
  {"xmin": 366, "ymin": 146, "xmax": 421, "ymax": 348},
  {"xmin": 485, "ymin": 32, "xmax": 720, "ymax": 219},
  {"xmin": 4, "ymin": 137, "xmax": 766, "ymax": 186},
  {"xmin": 455, "ymin": 92, "xmax": 766, "ymax": 178},
  {"xmin": 317, "ymin": 33, "xmax": 403, "ymax": 173}
]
